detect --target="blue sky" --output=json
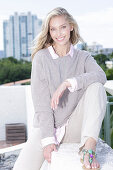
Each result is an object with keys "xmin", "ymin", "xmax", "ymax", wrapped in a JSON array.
[{"xmin": 0, "ymin": 0, "xmax": 113, "ymax": 50}]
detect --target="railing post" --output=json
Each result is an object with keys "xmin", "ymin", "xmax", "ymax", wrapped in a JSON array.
[
  {"xmin": 104, "ymin": 102, "xmax": 111, "ymax": 146},
  {"xmin": 99, "ymin": 126, "xmax": 103, "ymax": 139},
  {"xmin": 100, "ymin": 96, "xmax": 113, "ymax": 146}
]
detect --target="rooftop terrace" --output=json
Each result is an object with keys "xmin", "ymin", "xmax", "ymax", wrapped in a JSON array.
[{"xmin": 0, "ymin": 81, "xmax": 113, "ymax": 169}]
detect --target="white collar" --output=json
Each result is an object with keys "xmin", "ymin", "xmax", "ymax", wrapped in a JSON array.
[{"xmin": 48, "ymin": 44, "xmax": 74, "ymax": 59}]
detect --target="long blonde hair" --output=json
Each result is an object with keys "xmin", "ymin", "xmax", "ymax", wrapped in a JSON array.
[{"xmin": 31, "ymin": 7, "xmax": 83, "ymax": 60}]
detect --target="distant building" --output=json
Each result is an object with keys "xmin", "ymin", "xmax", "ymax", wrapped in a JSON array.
[
  {"xmin": 87, "ymin": 42, "xmax": 113, "ymax": 57},
  {"xmin": 3, "ymin": 12, "xmax": 42, "ymax": 61},
  {"xmin": 77, "ymin": 43, "xmax": 87, "ymax": 50},
  {"xmin": 105, "ymin": 61, "xmax": 113, "ymax": 69},
  {"xmin": 87, "ymin": 42, "xmax": 103, "ymax": 56},
  {"xmin": 77, "ymin": 43, "xmax": 84, "ymax": 50},
  {"xmin": 102, "ymin": 48, "xmax": 113, "ymax": 57},
  {"xmin": 0, "ymin": 50, "xmax": 4, "ymax": 59}
]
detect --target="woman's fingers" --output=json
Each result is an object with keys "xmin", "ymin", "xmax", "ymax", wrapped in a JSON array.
[
  {"xmin": 53, "ymin": 145, "xmax": 57, "ymax": 152},
  {"xmin": 45, "ymin": 153, "xmax": 51, "ymax": 163},
  {"xmin": 43, "ymin": 144, "xmax": 57, "ymax": 163},
  {"xmin": 51, "ymin": 82, "xmax": 66, "ymax": 110},
  {"xmin": 51, "ymin": 94, "xmax": 56, "ymax": 109},
  {"xmin": 47, "ymin": 153, "xmax": 51, "ymax": 163},
  {"xmin": 51, "ymin": 93, "xmax": 60, "ymax": 110},
  {"xmin": 51, "ymin": 99, "xmax": 57, "ymax": 110},
  {"xmin": 56, "ymin": 96, "xmax": 59, "ymax": 105},
  {"xmin": 55, "ymin": 94, "xmax": 59, "ymax": 108}
]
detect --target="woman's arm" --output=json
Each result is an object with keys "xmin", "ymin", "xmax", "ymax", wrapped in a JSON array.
[
  {"xmin": 75, "ymin": 54, "xmax": 107, "ymax": 91},
  {"xmin": 31, "ymin": 53, "xmax": 55, "ymax": 139},
  {"xmin": 50, "ymin": 53, "xmax": 107, "ymax": 110},
  {"xmin": 31, "ymin": 53, "xmax": 59, "ymax": 163}
]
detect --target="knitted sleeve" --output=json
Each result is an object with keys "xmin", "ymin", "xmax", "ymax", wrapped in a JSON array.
[
  {"xmin": 75, "ymin": 53, "xmax": 107, "ymax": 90},
  {"xmin": 31, "ymin": 52, "xmax": 55, "ymax": 139}
]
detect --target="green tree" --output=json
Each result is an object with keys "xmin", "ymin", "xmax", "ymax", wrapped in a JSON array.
[
  {"xmin": 93, "ymin": 54, "xmax": 109, "ymax": 66},
  {"xmin": 0, "ymin": 57, "xmax": 31, "ymax": 85},
  {"xmin": 109, "ymin": 52, "xmax": 113, "ymax": 61},
  {"xmin": 105, "ymin": 68, "xmax": 113, "ymax": 80}
]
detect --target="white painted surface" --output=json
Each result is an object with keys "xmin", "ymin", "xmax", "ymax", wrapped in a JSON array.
[
  {"xmin": 0, "ymin": 142, "xmax": 25, "ymax": 154},
  {"xmin": 104, "ymin": 80, "xmax": 113, "ymax": 96},
  {"xmin": 25, "ymin": 86, "xmax": 35, "ymax": 138},
  {"xmin": 0, "ymin": 85, "xmax": 35, "ymax": 141}
]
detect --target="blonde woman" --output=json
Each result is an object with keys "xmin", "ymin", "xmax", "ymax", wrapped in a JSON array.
[{"xmin": 13, "ymin": 7, "xmax": 107, "ymax": 170}]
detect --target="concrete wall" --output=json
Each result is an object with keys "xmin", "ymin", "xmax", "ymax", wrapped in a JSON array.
[{"xmin": 0, "ymin": 85, "xmax": 35, "ymax": 141}]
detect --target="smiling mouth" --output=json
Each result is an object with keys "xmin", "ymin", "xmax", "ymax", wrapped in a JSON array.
[{"xmin": 56, "ymin": 37, "xmax": 65, "ymax": 41}]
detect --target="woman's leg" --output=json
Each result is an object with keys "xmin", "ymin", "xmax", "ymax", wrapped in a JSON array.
[
  {"xmin": 61, "ymin": 82, "xmax": 107, "ymax": 169},
  {"xmin": 80, "ymin": 82, "xmax": 107, "ymax": 169},
  {"xmin": 80, "ymin": 82, "xmax": 107, "ymax": 149},
  {"xmin": 13, "ymin": 127, "xmax": 44, "ymax": 170}
]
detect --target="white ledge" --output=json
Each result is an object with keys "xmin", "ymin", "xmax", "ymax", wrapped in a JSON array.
[{"xmin": 0, "ymin": 143, "xmax": 25, "ymax": 154}]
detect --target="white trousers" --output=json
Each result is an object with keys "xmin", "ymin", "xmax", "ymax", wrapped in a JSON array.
[{"xmin": 13, "ymin": 82, "xmax": 107, "ymax": 170}]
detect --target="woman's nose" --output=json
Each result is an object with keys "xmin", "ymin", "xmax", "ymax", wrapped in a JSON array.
[{"xmin": 57, "ymin": 29, "xmax": 62, "ymax": 37}]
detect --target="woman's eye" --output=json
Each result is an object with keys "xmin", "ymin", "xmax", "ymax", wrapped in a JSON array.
[
  {"xmin": 62, "ymin": 25, "xmax": 66, "ymax": 29},
  {"xmin": 50, "ymin": 28, "xmax": 55, "ymax": 31}
]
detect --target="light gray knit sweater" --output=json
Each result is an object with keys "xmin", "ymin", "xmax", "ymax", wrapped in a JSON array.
[{"xmin": 31, "ymin": 48, "xmax": 107, "ymax": 139}]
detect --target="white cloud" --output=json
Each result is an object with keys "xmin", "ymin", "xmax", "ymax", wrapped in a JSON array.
[
  {"xmin": 75, "ymin": 8, "xmax": 113, "ymax": 47},
  {"xmin": 77, "ymin": 8, "xmax": 113, "ymax": 24}
]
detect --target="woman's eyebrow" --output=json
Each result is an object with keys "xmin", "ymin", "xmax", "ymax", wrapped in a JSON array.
[
  {"xmin": 50, "ymin": 23, "xmax": 67, "ymax": 28},
  {"xmin": 60, "ymin": 23, "xmax": 67, "ymax": 26}
]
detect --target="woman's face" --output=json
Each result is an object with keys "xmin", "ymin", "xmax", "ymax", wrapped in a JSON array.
[{"xmin": 49, "ymin": 15, "xmax": 73, "ymax": 46}]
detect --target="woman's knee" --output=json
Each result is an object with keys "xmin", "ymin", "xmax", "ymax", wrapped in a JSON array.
[
  {"xmin": 83, "ymin": 82, "xmax": 107, "ymax": 113},
  {"xmin": 86, "ymin": 82, "xmax": 106, "ymax": 98},
  {"xmin": 87, "ymin": 82, "xmax": 104, "ymax": 90}
]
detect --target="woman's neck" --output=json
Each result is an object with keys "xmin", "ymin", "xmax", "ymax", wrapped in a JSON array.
[{"xmin": 52, "ymin": 42, "xmax": 71, "ymax": 57}]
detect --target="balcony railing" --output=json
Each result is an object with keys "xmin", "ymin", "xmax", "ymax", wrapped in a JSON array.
[{"xmin": 100, "ymin": 96, "xmax": 113, "ymax": 146}]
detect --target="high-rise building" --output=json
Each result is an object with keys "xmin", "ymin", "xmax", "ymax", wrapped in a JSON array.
[
  {"xmin": 77, "ymin": 43, "xmax": 87, "ymax": 50},
  {"xmin": 3, "ymin": 12, "xmax": 42, "ymax": 61},
  {"xmin": 0, "ymin": 50, "xmax": 4, "ymax": 59}
]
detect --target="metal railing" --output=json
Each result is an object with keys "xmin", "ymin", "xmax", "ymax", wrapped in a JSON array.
[{"xmin": 100, "ymin": 96, "xmax": 113, "ymax": 146}]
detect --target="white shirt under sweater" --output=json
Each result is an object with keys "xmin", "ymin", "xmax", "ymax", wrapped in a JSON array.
[{"xmin": 41, "ymin": 44, "xmax": 77, "ymax": 148}]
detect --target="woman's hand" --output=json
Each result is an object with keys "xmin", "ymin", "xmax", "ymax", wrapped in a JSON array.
[
  {"xmin": 43, "ymin": 144, "xmax": 57, "ymax": 163},
  {"xmin": 51, "ymin": 81, "xmax": 71, "ymax": 110}
]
